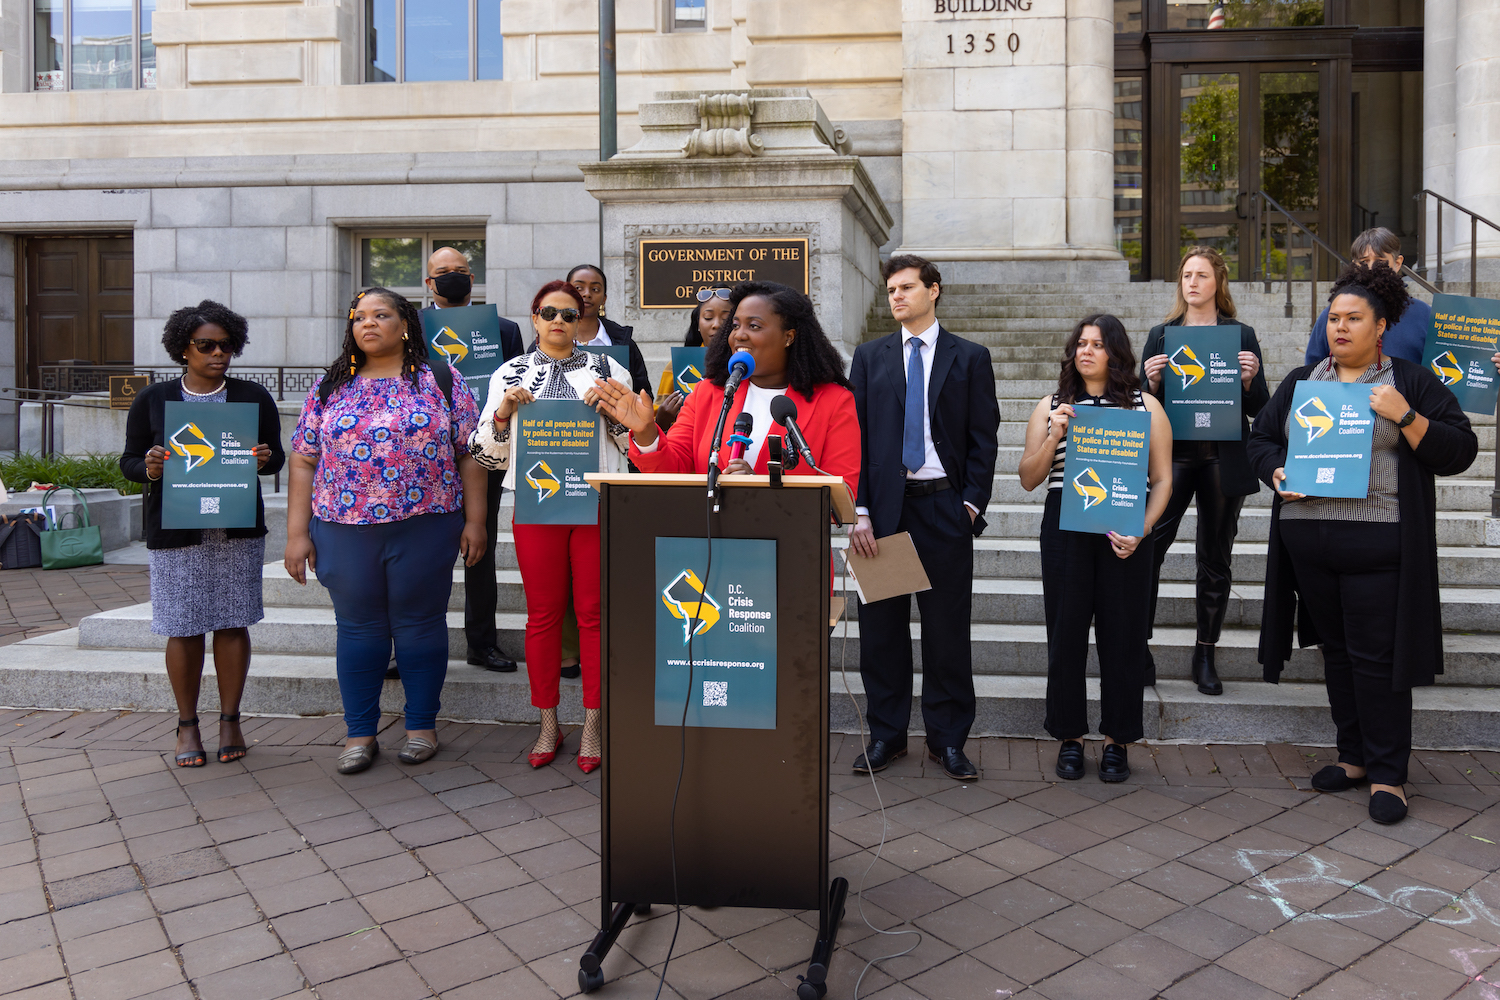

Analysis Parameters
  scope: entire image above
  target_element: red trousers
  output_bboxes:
[512,521,601,710]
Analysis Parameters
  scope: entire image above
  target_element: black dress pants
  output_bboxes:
[1279,519,1410,786]
[857,489,976,750]
[1041,490,1152,743]
[463,469,505,654]
[1147,443,1245,643]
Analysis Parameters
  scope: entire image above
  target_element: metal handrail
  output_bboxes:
[37,365,326,401]
[1417,188,1500,298]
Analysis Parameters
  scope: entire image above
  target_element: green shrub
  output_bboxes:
[1,453,141,496]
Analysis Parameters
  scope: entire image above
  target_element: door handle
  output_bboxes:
[1235,192,1249,220]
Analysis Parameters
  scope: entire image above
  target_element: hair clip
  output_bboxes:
[348,309,355,319]
[349,353,356,376]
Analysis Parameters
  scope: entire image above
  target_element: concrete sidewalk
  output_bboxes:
[1,713,1498,1000]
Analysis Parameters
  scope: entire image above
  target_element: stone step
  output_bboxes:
[7,629,1499,747]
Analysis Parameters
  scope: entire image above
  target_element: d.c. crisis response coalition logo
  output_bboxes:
[661,569,721,643]
[1431,351,1465,386]
[676,363,704,393]
[1072,467,1107,510]
[431,326,470,365]
[1294,396,1335,443]
[169,422,216,472]
[1168,344,1206,389]
[524,460,561,502]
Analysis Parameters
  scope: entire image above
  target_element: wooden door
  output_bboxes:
[23,234,134,390]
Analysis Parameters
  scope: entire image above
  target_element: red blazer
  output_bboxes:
[630,380,861,503]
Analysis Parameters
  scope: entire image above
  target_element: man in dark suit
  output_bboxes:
[423,246,524,673]
[848,255,999,781]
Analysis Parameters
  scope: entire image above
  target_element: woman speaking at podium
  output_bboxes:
[592,282,860,502]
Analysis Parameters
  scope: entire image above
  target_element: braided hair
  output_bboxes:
[317,287,429,404]
[1328,260,1411,332]
[704,282,851,398]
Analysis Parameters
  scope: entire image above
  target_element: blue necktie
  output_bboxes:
[903,338,926,474]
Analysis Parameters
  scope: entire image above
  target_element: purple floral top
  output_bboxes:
[292,366,480,525]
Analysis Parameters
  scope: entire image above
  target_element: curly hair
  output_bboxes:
[1057,313,1142,409]
[317,287,429,404]
[162,300,249,364]
[1328,260,1410,329]
[703,282,851,398]
[531,280,586,315]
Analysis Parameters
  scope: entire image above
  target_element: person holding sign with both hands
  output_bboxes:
[1248,262,1477,825]
[1019,315,1172,782]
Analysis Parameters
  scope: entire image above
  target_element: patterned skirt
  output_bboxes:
[148,530,266,637]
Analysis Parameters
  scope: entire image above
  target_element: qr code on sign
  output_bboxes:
[1194,412,1211,428]
[1316,468,1335,484]
[200,496,221,515]
[703,681,728,707]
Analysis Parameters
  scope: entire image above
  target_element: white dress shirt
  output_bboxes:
[634,382,786,464]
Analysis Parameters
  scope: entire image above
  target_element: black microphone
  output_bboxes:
[770,395,819,470]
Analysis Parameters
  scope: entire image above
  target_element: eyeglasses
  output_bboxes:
[697,287,733,302]
[190,339,232,355]
[536,307,581,323]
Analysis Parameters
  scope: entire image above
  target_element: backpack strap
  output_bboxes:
[428,358,455,409]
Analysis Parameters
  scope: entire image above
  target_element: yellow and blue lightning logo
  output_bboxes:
[524,460,561,502]
[431,326,470,366]
[676,364,705,394]
[1294,396,1335,443]
[661,569,721,644]
[1072,467,1107,511]
[1431,351,1464,386]
[1168,344,1206,390]
[168,422,216,473]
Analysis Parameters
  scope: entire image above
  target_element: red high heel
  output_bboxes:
[528,732,564,769]
[577,753,601,774]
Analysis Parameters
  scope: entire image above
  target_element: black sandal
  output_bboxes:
[175,717,206,768]
[217,712,247,764]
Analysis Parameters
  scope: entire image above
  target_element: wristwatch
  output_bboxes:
[1397,408,1417,428]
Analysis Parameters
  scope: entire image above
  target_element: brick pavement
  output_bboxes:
[0,566,152,647]
[0,713,1498,1000]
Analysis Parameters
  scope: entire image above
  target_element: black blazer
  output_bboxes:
[120,378,287,550]
[850,326,1000,537]
[1140,316,1270,497]
[421,304,524,364]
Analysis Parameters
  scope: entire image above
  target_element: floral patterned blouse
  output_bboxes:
[293,365,480,525]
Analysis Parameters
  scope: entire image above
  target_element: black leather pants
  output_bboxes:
[1147,443,1245,644]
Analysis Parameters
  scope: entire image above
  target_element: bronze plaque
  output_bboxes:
[109,375,148,410]
[638,238,809,308]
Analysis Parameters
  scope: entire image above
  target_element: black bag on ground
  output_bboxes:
[0,513,46,570]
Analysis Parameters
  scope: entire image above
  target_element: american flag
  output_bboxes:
[1207,1,1226,29]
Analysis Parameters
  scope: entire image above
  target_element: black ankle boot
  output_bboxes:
[1191,643,1223,695]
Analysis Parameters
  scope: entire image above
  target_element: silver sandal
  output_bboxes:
[337,742,379,774]
[398,736,438,764]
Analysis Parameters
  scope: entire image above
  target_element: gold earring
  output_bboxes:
[402,330,408,341]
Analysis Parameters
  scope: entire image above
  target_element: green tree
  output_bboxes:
[1181,79,1238,195]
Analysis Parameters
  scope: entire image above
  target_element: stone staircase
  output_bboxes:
[6,280,1500,748]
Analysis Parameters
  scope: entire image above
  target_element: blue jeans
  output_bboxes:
[310,512,462,737]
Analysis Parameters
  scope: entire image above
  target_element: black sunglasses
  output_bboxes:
[696,287,733,302]
[190,338,232,355]
[536,306,580,323]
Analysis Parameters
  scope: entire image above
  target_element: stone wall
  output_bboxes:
[0,233,14,450]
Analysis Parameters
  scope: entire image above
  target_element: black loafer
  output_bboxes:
[1099,743,1131,783]
[853,739,907,773]
[1311,764,1366,792]
[1369,790,1408,825]
[468,647,518,673]
[928,746,978,781]
[1191,644,1223,695]
[1055,740,1085,781]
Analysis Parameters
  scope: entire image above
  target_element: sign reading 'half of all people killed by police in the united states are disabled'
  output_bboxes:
[1283,381,1376,499]
[654,537,778,731]
[1162,326,1242,441]
[1423,293,1500,415]
[161,401,260,529]
[512,400,601,526]
[420,304,505,404]
[637,238,808,308]
[1059,407,1151,537]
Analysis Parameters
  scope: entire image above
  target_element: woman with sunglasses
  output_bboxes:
[658,285,735,431]
[568,264,651,396]
[470,281,631,773]
[121,301,285,767]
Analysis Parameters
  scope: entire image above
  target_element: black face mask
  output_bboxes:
[433,271,473,302]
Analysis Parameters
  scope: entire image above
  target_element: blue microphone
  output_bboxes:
[708,350,759,506]
[723,350,756,396]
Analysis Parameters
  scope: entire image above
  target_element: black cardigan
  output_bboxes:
[1140,316,1271,497]
[120,378,287,550]
[1246,359,1477,690]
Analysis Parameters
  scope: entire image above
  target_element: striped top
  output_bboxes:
[1047,389,1147,491]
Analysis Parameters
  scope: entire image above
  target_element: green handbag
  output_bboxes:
[39,486,104,570]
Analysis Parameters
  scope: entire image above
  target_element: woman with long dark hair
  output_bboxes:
[1018,314,1172,782]
[567,264,651,396]
[1139,246,1270,694]
[656,286,735,431]
[1250,262,1476,824]
[285,287,486,774]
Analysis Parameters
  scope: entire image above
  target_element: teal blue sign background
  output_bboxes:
[512,400,601,525]
[1283,380,1374,498]
[654,536,778,730]
[670,346,708,396]
[1058,406,1151,536]
[1424,293,1500,415]
[161,401,260,529]
[1163,326,1242,440]
[420,304,505,404]
[583,344,631,375]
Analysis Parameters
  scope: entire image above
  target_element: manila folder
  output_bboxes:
[843,532,932,604]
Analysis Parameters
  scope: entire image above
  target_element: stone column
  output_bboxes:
[1453,0,1500,279]
[1422,0,1455,274]
[1065,0,1114,256]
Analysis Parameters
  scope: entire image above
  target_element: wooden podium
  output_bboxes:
[577,473,854,999]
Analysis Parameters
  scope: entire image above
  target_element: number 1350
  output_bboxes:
[948,32,1020,54]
